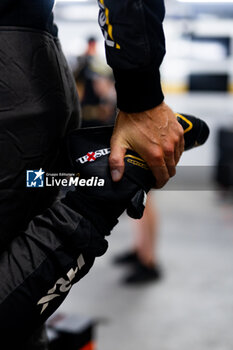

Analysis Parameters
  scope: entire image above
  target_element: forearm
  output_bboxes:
[98,0,166,112]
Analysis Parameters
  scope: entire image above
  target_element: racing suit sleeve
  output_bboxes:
[98,0,166,113]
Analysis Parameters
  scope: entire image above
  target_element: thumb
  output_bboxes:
[109,138,126,182]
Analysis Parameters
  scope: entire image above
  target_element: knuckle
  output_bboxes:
[173,136,180,145]
[179,128,184,137]
[109,154,121,167]
[178,122,184,132]
[176,120,183,131]
[109,153,116,162]
[164,144,174,156]
[152,149,164,162]
[174,123,183,137]
[147,152,163,168]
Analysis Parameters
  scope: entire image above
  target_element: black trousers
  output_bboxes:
[0,27,82,250]
[0,27,107,349]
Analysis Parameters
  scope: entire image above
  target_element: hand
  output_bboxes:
[109,102,184,188]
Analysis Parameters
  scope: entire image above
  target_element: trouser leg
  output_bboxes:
[0,29,82,349]
[0,199,107,348]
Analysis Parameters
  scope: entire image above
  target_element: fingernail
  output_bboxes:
[111,169,121,182]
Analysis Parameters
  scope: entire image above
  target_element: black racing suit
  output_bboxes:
[0,0,166,347]
[97,0,165,112]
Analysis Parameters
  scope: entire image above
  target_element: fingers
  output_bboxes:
[143,130,184,189]
[142,147,170,189]
[109,136,126,182]
[151,163,170,189]
[163,142,176,178]
[144,147,176,189]
[108,105,185,188]
[158,127,184,187]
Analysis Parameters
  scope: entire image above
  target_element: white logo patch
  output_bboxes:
[76,148,110,164]
[37,254,85,314]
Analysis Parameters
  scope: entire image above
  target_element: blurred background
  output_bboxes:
[49,1,233,349]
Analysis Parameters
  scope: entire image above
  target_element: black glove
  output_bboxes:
[64,113,209,236]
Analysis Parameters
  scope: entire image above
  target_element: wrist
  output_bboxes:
[113,66,164,113]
